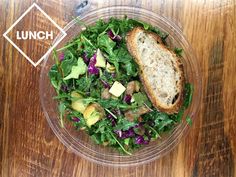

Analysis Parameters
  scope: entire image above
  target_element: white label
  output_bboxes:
[3,3,67,67]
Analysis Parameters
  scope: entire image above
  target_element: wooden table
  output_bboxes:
[1,0,235,176]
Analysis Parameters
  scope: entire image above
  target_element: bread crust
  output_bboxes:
[126,27,185,114]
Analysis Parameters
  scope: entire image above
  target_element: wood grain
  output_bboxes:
[0,0,236,177]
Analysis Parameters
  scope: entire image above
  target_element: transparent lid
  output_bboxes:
[39,5,202,167]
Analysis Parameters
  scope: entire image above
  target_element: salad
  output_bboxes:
[49,16,193,155]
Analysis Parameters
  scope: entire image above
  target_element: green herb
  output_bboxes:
[58,102,66,128]
[64,57,87,80]
[76,75,95,92]
[109,132,132,155]
[49,65,62,92]
[104,108,118,119]
[114,118,136,131]
[186,115,192,126]
[53,48,60,66]
[60,50,77,76]
[145,124,160,139]
[143,111,175,133]
[174,47,183,57]
[124,138,130,146]
[133,92,152,107]
[183,83,194,108]
[97,34,116,55]
[98,99,138,110]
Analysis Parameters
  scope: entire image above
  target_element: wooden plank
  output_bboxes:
[0,0,235,176]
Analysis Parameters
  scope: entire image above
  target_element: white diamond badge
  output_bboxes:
[3,3,67,67]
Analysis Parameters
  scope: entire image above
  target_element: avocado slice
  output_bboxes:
[71,91,88,113]
[106,62,116,73]
[95,49,106,68]
[83,103,105,127]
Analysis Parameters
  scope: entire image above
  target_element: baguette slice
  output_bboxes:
[126,27,184,114]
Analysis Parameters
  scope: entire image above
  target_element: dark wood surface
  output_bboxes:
[1,0,236,176]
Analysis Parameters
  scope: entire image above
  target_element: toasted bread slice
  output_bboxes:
[126,27,184,114]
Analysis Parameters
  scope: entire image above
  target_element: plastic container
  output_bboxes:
[39,6,202,167]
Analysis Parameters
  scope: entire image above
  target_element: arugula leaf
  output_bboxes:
[133,92,152,107]
[67,111,87,129]
[60,50,77,76]
[80,34,96,56]
[97,34,116,55]
[49,65,62,91]
[175,107,184,122]
[143,111,175,132]
[83,19,108,37]
[95,119,108,133]
[186,115,192,126]
[123,62,138,77]
[174,47,183,57]
[76,75,95,92]
[145,125,160,139]
[183,83,194,108]
[97,99,138,110]
[113,48,132,63]
[97,34,123,76]
[124,138,130,146]
[109,132,132,155]
[58,102,66,128]
[114,118,136,131]
[113,47,138,76]
[52,48,60,66]
[126,18,168,39]
[104,108,118,119]
[158,119,174,132]
[64,57,87,80]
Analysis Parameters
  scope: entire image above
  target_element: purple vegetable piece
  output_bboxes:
[134,122,144,128]
[89,53,97,65]
[135,135,144,144]
[100,79,110,88]
[111,120,116,126]
[115,127,137,139]
[107,114,116,126]
[107,114,113,119]
[59,52,64,61]
[124,94,132,104]
[115,35,122,41]
[107,29,115,39]
[111,73,116,78]
[135,135,149,145]
[88,65,99,75]
[107,29,122,42]
[124,128,135,138]
[114,130,122,138]
[72,117,80,122]
[88,53,99,75]
[115,128,135,139]
[82,53,90,64]
[60,84,69,92]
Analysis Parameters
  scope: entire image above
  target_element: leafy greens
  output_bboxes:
[48,16,194,155]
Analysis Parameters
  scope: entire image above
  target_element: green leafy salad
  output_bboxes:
[49,16,193,155]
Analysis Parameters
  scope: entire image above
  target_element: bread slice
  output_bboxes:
[126,27,184,114]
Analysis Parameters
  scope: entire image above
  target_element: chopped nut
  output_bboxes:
[126,81,140,95]
[124,106,150,122]
[101,88,111,99]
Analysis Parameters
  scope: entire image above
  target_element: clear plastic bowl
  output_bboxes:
[39,6,202,167]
